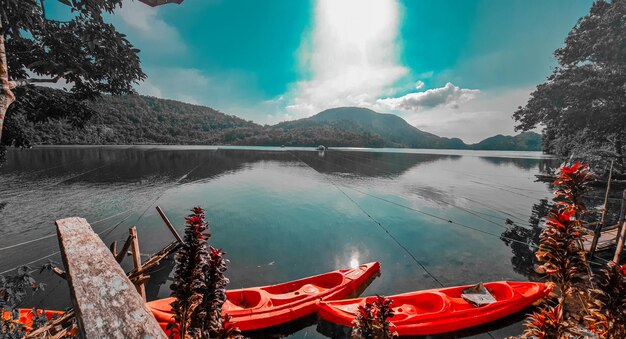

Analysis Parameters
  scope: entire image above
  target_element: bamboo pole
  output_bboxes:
[129,226,146,300]
[156,206,184,243]
[590,161,614,258]
[612,189,626,263]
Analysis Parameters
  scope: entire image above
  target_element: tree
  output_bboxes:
[513,0,626,174]
[0,0,147,145]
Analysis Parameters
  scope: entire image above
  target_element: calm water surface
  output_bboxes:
[0,146,558,338]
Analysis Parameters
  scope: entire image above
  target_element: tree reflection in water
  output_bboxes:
[501,198,552,280]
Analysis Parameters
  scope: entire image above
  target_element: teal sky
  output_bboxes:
[56,0,596,142]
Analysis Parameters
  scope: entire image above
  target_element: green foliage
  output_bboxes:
[278,107,464,149]
[351,295,397,339]
[1,0,144,99]
[2,86,95,147]
[513,0,626,173]
[469,132,542,151]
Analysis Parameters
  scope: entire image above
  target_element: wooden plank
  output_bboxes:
[156,206,184,243]
[584,227,619,252]
[56,217,166,339]
[129,226,146,300]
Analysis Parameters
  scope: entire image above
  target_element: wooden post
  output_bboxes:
[156,206,184,243]
[129,226,146,300]
[55,217,166,338]
[109,240,117,257]
[115,234,134,263]
[590,161,614,259]
[612,189,626,263]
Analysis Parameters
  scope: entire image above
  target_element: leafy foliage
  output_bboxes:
[585,262,626,337]
[169,207,211,338]
[521,303,567,339]
[552,162,593,213]
[1,0,144,99]
[169,207,242,339]
[518,162,594,338]
[351,295,397,339]
[2,86,95,147]
[513,0,626,174]
[0,266,45,338]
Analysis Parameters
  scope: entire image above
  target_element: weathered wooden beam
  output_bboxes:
[156,206,184,243]
[129,226,147,300]
[115,234,134,263]
[128,240,180,283]
[55,217,166,339]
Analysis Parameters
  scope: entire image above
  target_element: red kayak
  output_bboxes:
[317,281,552,336]
[148,262,380,332]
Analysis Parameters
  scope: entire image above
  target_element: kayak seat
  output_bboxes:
[396,292,447,318]
[267,283,326,306]
[225,290,268,310]
[264,272,344,295]
[483,282,514,301]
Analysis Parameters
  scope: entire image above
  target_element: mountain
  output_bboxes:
[275,107,466,149]
[87,95,262,144]
[470,132,542,151]
[5,88,541,151]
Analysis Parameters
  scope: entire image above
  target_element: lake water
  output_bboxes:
[0,146,558,338]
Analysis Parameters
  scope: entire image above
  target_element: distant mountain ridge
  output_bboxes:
[277,107,467,149]
[469,132,542,151]
[13,90,541,151]
[275,107,541,151]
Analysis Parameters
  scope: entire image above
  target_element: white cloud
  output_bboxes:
[285,0,408,118]
[404,87,537,143]
[377,82,480,111]
[134,67,282,123]
[111,0,186,56]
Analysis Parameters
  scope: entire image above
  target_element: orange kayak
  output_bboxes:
[148,262,380,332]
[2,309,64,331]
[317,281,551,336]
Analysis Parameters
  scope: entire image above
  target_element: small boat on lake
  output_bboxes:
[148,262,380,332]
[316,281,551,336]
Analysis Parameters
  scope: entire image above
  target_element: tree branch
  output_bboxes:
[9,76,63,89]
[40,0,46,20]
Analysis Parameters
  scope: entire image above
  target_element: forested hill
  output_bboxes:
[88,95,260,144]
[469,132,542,151]
[276,107,467,149]
[4,89,541,150]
